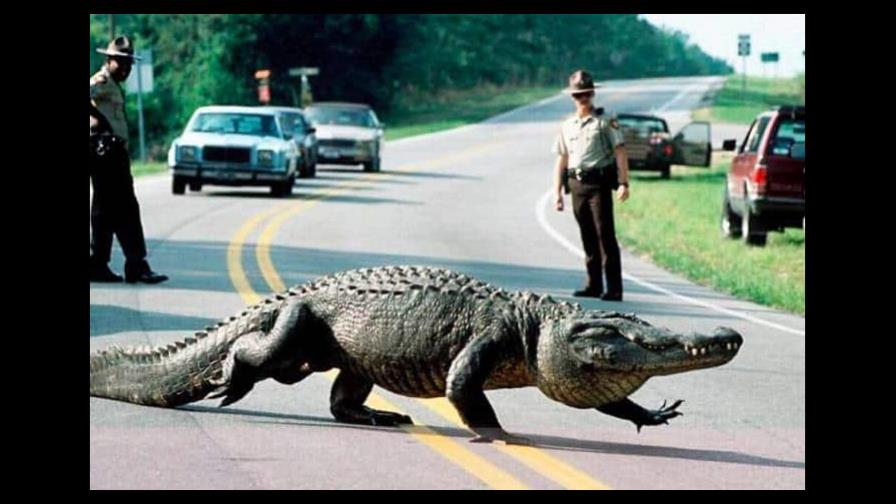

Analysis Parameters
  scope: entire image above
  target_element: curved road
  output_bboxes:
[90,76,804,489]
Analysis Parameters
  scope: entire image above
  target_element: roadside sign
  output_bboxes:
[289,67,319,77]
[125,49,153,93]
[761,52,780,63]
[738,34,751,56]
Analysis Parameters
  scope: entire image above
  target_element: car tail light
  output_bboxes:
[663,144,674,156]
[751,159,768,194]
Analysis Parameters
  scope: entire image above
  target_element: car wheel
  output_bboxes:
[172,176,186,195]
[189,182,202,192]
[742,202,767,246]
[660,163,671,179]
[271,175,295,197]
[720,188,742,239]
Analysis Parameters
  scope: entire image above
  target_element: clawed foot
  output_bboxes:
[207,359,257,407]
[469,429,532,446]
[636,399,684,433]
[369,409,414,427]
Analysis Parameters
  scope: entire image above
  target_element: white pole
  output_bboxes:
[137,57,146,162]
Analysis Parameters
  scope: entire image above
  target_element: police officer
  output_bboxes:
[90,36,167,284]
[552,70,630,301]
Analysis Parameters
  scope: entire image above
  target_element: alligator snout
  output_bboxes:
[680,327,743,357]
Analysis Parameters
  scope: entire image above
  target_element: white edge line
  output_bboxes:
[537,189,804,336]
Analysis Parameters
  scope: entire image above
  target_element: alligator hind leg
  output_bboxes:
[330,370,413,427]
[209,299,312,406]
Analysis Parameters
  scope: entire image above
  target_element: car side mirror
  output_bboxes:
[722,139,737,151]
[307,127,316,134]
[283,133,294,141]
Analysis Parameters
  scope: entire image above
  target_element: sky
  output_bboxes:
[639,14,805,77]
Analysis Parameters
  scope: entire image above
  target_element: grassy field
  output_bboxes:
[615,154,804,315]
[382,85,558,141]
[130,161,168,178]
[692,74,804,124]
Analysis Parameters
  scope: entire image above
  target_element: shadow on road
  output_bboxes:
[181,404,803,470]
[90,304,214,338]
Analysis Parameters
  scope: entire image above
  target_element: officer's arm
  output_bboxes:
[90,100,113,134]
[554,154,568,196]
[615,146,630,186]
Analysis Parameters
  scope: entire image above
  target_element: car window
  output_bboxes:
[617,117,667,137]
[305,107,375,128]
[279,113,306,135]
[769,119,806,159]
[745,117,770,153]
[191,113,279,137]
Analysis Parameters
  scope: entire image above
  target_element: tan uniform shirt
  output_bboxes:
[552,108,624,170]
[90,65,129,146]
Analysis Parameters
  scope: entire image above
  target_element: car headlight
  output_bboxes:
[258,150,275,166]
[179,146,197,162]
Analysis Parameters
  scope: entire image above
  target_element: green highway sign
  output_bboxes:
[761,52,780,63]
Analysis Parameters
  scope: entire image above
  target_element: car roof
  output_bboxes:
[305,102,372,110]
[262,106,305,114]
[616,113,666,121]
[194,105,278,116]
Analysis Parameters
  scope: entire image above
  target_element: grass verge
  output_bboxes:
[615,153,804,315]
[692,74,804,124]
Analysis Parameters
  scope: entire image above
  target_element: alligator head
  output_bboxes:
[535,310,743,407]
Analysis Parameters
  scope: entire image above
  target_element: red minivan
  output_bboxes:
[720,106,805,246]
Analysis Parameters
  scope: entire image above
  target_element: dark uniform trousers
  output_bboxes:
[89,135,148,273]
[569,177,622,294]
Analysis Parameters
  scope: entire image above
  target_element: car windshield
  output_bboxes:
[305,107,374,128]
[617,117,667,137]
[190,113,280,137]
[770,119,805,160]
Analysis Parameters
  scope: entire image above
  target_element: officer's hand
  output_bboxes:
[555,193,564,212]
[617,185,630,202]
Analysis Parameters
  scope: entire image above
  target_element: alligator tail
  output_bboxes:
[89,327,237,407]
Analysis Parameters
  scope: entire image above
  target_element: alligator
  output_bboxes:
[90,266,743,444]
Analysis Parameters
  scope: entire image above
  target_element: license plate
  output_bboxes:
[320,148,338,158]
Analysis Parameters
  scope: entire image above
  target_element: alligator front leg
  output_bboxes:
[596,398,684,432]
[330,370,413,426]
[209,299,311,406]
[446,336,531,445]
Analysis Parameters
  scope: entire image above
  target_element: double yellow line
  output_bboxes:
[225,144,610,490]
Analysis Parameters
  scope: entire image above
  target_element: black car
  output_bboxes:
[617,113,712,178]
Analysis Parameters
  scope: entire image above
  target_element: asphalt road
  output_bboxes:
[90,76,804,489]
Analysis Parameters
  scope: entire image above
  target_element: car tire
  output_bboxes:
[172,176,186,195]
[721,188,742,239]
[271,175,295,197]
[742,202,768,246]
[660,163,671,179]
[189,182,202,192]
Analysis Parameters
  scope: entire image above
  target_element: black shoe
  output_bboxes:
[573,288,603,298]
[600,292,623,302]
[125,269,168,284]
[89,265,123,283]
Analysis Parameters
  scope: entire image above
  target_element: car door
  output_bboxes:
[671,121,712,167]
[731,116,771,201]
[764,116,805,201]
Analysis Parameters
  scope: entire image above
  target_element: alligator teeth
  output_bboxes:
[700,347,707,355]
[733,343,739,350]
[691,348,699,356]
[727,343,733,350]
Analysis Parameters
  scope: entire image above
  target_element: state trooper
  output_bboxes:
[90,36,167,284]
[552,70,630,301]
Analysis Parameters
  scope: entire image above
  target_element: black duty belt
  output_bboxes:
[567,164,610,184]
